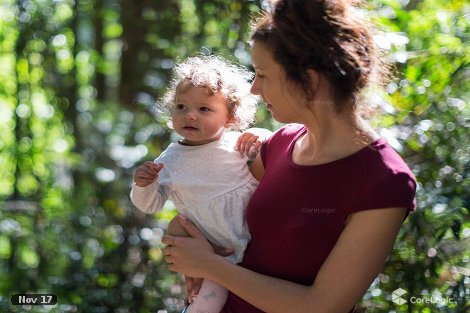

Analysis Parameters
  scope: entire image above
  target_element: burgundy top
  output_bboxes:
[221,124,416,313]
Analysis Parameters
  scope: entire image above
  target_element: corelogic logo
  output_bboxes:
[391,288,455,305]
[392,288,408,305]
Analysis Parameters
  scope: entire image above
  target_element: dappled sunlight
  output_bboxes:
[0,0,468,312]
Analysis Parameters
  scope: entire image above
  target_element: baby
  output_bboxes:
[130,55,270,313]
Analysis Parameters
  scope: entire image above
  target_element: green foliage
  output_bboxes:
[0,0,468,312]
[361,1,470,312]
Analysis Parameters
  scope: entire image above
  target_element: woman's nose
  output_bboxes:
[250,77,262,96]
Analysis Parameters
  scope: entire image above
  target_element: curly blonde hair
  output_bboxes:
[157,55,259,131]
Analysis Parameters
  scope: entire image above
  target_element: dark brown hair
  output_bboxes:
[251,0,388,113]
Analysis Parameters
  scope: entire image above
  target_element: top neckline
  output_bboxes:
[287,126,386,169]
[170,131,239,150]
[171,138,222,150]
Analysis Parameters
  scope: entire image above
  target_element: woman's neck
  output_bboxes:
[293,109,379,166]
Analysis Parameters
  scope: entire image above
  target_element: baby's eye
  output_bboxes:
[175,104,185,110]
[200,107,210,112]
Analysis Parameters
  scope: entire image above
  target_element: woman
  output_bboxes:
[162,1,416,312]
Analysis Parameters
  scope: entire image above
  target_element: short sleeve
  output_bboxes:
[350,171,417,214]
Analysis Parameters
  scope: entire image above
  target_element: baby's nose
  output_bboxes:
[184,110,197,120]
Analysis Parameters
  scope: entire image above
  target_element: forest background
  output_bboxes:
[0,0,468,312]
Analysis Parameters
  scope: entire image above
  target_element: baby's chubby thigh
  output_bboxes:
[167,215,190,237]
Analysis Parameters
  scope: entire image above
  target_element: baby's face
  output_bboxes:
[172,86,231,146]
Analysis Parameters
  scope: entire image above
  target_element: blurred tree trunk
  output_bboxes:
[13,1,28,201]
[60,0,84,199]
[120,1,145,106]
[94,0,106,101]
[119,0,181,106]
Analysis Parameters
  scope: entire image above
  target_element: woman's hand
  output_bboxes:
[184,242,233,299]
[162,216,232,278]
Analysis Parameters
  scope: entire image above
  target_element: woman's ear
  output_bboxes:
[307,69,320,86]
[305,69,332,106]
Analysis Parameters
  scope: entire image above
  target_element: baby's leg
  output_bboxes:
[167,215,189,237]
[186,279,228,313]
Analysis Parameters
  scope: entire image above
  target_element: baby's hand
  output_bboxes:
[133,162,164,187]
[235,132,263,160]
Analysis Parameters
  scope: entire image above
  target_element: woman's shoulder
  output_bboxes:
[260,124,305,164]
[265,123,305,145]
[273,123,305,137]
[350,138,417,212]
[366,138,415,179]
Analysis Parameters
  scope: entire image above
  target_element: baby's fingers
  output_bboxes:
[234,134,245,151]
[135,170,157,181]
[236,133,259,154]
[243,136,260,155]
[143,162,164,174]
[251,140,262,154]
[134,162,163,183]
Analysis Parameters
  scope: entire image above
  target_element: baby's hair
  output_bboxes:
[157,55,258,131]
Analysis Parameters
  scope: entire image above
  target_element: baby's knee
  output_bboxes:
[167,215,189,237]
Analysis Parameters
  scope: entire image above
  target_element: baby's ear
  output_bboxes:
[225,114,236,129]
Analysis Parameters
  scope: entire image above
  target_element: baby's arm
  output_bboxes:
[130,161,170,213]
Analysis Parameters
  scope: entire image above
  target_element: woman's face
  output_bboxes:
[250,41,305,123]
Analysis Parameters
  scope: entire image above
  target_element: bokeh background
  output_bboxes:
[0,0,468,312]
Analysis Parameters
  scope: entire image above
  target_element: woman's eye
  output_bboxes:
[256,73,265,79]
[200,107,210,112]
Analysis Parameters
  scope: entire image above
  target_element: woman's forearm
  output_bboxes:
[164,215,358,312]
[205,208,408,313]
[163,212,401,313]
[206,255,318,313]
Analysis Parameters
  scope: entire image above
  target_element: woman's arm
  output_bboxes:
[248,151,264,181]
[163,207,407,313]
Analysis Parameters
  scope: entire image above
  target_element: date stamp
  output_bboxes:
[11,294,57,305]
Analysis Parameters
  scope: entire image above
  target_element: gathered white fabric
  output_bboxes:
[130,131,258,263]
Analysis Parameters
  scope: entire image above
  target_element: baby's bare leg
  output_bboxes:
[167,215,190,237]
